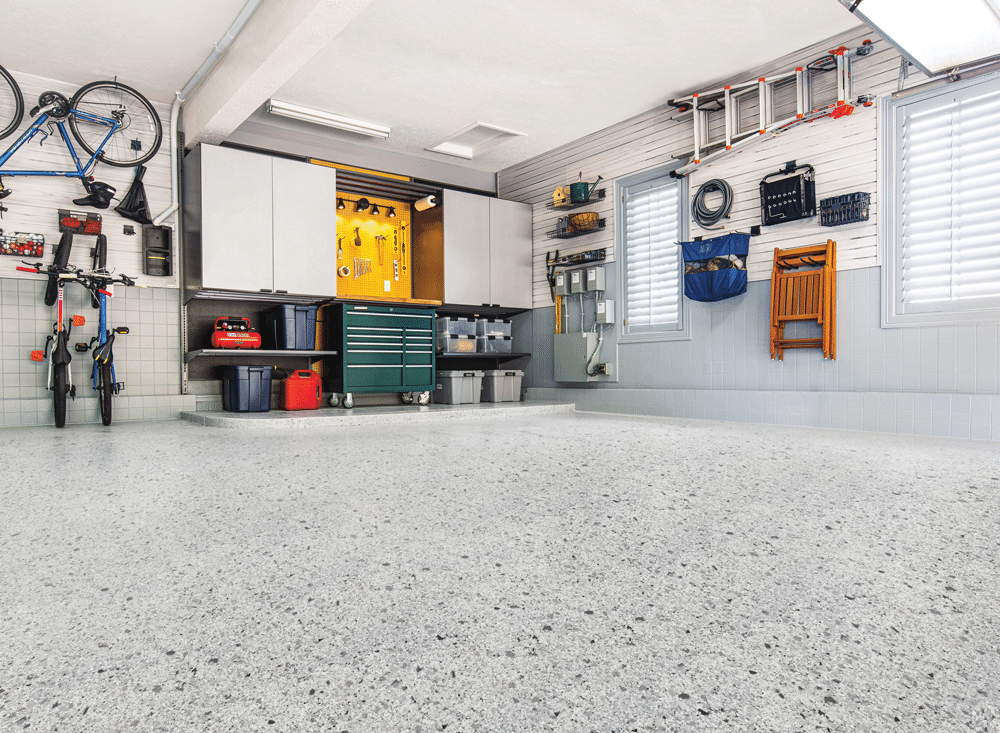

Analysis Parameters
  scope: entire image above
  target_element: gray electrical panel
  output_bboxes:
[569,269,585,294]
[596,298,615,324]
[586,266,606,291]
[554,271,569,296]
[554,332,600,382]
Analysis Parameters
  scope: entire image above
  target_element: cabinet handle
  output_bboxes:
[259,289,272,293]
[276,290,288,293]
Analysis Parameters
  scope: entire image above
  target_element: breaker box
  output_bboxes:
[554,332,601,382]
[569,269,585,294]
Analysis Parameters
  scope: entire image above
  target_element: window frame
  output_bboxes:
[616,166,690,343]
[880,71,1000,328]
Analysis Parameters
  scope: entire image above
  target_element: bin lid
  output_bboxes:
[436,370,485,377]
[484,369,524,376]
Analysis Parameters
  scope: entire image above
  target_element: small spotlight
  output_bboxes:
[355,197,370,213]
[371,203,380,216]
[387,207,396,218]
[337,198,345,210]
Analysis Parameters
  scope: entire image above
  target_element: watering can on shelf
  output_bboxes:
[569,173,603,203]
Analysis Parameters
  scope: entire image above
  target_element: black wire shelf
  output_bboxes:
[545,219,606,239]
[545,189,606,211]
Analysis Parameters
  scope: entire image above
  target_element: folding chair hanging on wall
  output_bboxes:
[769,239,837,360]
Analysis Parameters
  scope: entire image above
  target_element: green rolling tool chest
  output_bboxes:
[325,302,436,408]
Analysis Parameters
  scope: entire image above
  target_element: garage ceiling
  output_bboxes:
[2,0,862,173]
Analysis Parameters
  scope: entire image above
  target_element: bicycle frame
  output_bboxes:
[91,285,119,392]
[0,109,120,180]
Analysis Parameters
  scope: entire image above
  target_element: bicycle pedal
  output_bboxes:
[29,350,44,362]
[75,342,90,353]
[69,385,76,399]
[114,382,125,395]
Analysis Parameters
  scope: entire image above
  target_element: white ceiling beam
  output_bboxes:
[183,0,375,148]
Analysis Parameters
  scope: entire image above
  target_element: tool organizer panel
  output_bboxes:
[325,303,436,395]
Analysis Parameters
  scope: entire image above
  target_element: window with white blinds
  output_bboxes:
[622,177,683,335]
[884,74,1000,326]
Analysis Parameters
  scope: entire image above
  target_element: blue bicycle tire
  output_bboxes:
[0,64,23,140]
[68,80,162,167]
[97,361,113,426]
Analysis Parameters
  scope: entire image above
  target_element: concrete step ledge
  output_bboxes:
[180,400,575,429]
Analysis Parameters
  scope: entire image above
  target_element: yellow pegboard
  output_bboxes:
[337,195,411,300]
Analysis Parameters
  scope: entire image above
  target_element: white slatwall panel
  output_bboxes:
[500,29,927,309]
[0,69,175,288]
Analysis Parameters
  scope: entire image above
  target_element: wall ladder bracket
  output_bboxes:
[669,41,874,177]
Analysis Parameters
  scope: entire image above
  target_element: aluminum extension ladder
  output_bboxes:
[670,41,875,177]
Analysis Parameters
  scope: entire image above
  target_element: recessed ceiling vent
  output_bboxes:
[426,122,525,159]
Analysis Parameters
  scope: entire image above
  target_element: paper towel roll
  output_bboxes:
[414,194,438,211]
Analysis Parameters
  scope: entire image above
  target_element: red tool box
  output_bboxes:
[281,370,322,410]
[210,316,262,349]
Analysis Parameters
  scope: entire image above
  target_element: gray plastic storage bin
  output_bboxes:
[475,318,512,337]
[433,370,484,404]
[437,333,477,353]
[436,316,477,336]
[477,335,512,353]
[482,369,523,402]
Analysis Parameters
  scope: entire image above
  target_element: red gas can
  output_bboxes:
[281,370,322,410]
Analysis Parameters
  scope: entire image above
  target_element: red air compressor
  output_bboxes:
[210,316,262,349]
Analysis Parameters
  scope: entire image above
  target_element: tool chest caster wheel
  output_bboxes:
[417,391,430,405]
[342,393,354,409]
[329,394,340,408]
[400,392,414,404]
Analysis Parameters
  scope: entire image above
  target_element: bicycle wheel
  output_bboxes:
[97,362,113,426]
[53,363,68,428]
[68,81,162,167]
[0,64,23,140]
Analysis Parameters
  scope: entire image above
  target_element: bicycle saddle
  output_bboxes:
[93,337,114,366]
[73,180,116,209]
[30,91,70,120]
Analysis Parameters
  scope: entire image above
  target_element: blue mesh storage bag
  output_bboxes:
[682,233,750,303]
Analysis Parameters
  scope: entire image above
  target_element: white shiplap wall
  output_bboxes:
[499,29,926,309]
[0,69,175,287]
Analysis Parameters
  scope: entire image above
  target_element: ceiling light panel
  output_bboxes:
[267,99,390,138]
[842,0,1000,75]
[426,122,525,159]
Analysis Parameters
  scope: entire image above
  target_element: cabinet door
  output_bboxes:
[200,145,274,293]
[489,198,533,309]
[272,158,338,297]
[443,189,491,306]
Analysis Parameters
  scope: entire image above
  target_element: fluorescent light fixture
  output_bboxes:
[840,0,1000,76]
[267,99,390,139]
[426,122,524,160]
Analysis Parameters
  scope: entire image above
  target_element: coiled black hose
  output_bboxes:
[692,178,734,228]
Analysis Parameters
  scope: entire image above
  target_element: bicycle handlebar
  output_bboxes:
[18,261,82,278]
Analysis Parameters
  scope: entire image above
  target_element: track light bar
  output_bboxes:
[267,99,390,139]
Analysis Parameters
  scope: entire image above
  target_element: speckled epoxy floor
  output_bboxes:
[2,413,999,732]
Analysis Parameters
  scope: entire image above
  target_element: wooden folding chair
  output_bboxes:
[769,239,837,360]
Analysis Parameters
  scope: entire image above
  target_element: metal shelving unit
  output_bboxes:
[185,349,337,364]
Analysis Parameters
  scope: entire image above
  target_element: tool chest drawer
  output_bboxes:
[325,303,436,396]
